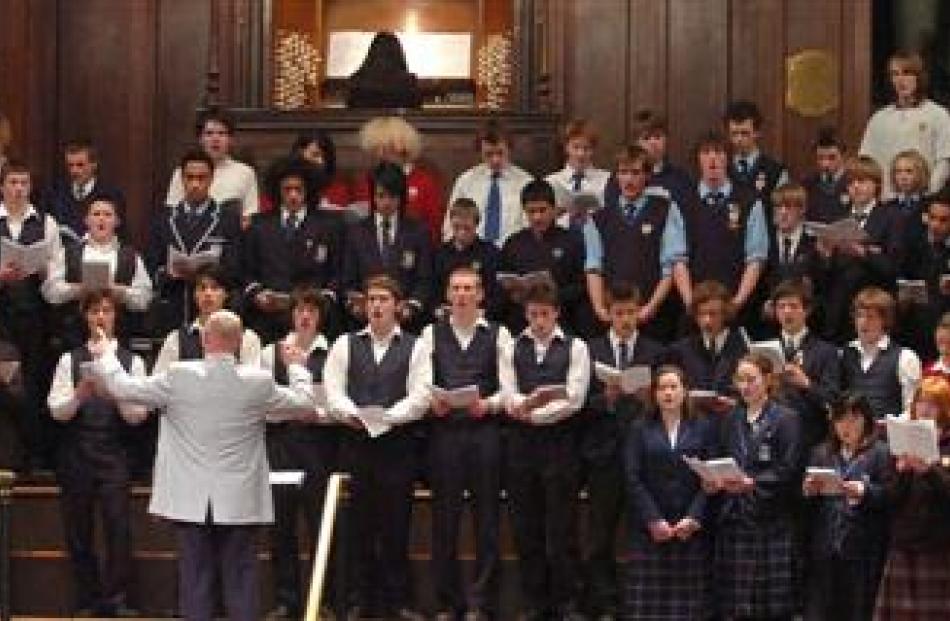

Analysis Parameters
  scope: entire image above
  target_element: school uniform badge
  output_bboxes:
[471,260,481,271]
[840,193,850,205]
[728,203,741,229]
[641,222,653,236]
[402,250,415,269]
[408,186,419,199]
[315,244,327,263]
[552,246,564,259]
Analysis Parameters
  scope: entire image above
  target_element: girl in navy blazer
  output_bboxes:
[623,365,716,620]
[802,393,890,621]
[709,353,803,621]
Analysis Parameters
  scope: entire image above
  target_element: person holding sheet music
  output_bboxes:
[899,189,950,359]
[585,145,689,343]
[801,393,890,621]
[323,275,431,621]
[499,278,590,621]
[623,365,716,621]
[769,278,841,452]
[841,287,920,420]
[499,179,586,335]
[815,156,904,344]
[341,161,433,334]
[420,266,511,621]
[874,376,950,619]
[152,265,261,373]
[47,288,147,617]
[581,281,665,619]
[243,156,344,343]
[147,148,243,335]
[706,353,803,621]
[0,160,62,470]
[260,286,337,621]
[43,197,152,350]
[671,281,746,415]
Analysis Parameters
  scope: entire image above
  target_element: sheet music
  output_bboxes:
[886,417,940,464]
[593,362,651,394]
[81,259,112,288]
[0,237,51,275]
[356,405,392,438]
[806,467,845,496]
[431,384,480,408]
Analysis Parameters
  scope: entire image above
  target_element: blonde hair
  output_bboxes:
[888,51,928,100]
[771,182,808,210]
[891,149,930,193]
[845,155,883,188]
[359,116,422,161]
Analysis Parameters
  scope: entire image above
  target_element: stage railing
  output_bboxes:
[303,472,349,621]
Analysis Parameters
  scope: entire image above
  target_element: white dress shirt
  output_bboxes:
[0,203,63,269]
[42,237,153,311]
[152,323,262,374]
[499,325,591,425]
[47,339,148,424]
[444,163,532,245]
[848,335,921,414]
[546,165,612,203]
[92,350,316,523]
[418,317,512,412]
[323,325,432,425]
[165,156,259,216]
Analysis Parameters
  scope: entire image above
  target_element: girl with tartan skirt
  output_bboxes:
[802,393,891,621]
[707,353,804,621]
[874,376,950,620]
[622,365,717,620]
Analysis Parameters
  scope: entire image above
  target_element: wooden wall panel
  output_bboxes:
[729,0,786,157]
[563,0,630,161]
[627,0,668,131]
[840,0,873,157]
[667,0,729,168]
[57,0,158,245]
[784,0,844,178]
[0,0,58,185]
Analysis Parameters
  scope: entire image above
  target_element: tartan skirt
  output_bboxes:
[874,548,950,620]
[714,519,798,618]
[622,536,711,621]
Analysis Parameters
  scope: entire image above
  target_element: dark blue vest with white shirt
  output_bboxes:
[69,345,135,434]
[432,320,499,421]
[841,344,902,419]
[0,213,47,312]
[346,331,415,408]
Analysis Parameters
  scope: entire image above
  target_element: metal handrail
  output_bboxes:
[303,472,349,621]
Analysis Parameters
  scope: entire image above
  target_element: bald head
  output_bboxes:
[201,309,243,355]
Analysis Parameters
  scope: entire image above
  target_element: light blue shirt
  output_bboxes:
[697,180,769,263]
[584,187,688,277]
[733,149,790,187]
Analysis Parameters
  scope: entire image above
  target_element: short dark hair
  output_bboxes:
[814,125,846,151]
[523,276,559,308]
[370,161,407,210]
[291,130,338,177]
[179,147,215,172]
[693,131,729,162]
[290,285,326,318]
[690,280,735,320]
[0,159,29,184]
[520,178,556,207]
[475,119,511,149]
[632,109,669,137]
[80,287,121,314]
[724,100,763,128]
[193,264,228,289]
[826,392,877,452]
[605,281,642,306]
[64,140,98,163]
[772,277,814,309]
[195,107,235,136]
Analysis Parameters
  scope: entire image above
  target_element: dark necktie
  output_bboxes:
[707,191,725,205]
[380,216,394,265]
[618,341,629,370]
[624,200,639,224]
[821,173,833,189]
[284,212,299,240]
[782,337,797,363]
[782,236,793,265]
[852,210,868,227]
[737,159,749,178]
[572,172,584,192]
[484,171,502,244]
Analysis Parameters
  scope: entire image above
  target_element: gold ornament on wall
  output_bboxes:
[273,29,320,110]
[786,49,838,118]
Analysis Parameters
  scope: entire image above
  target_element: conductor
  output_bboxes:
[88,309,319,621]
